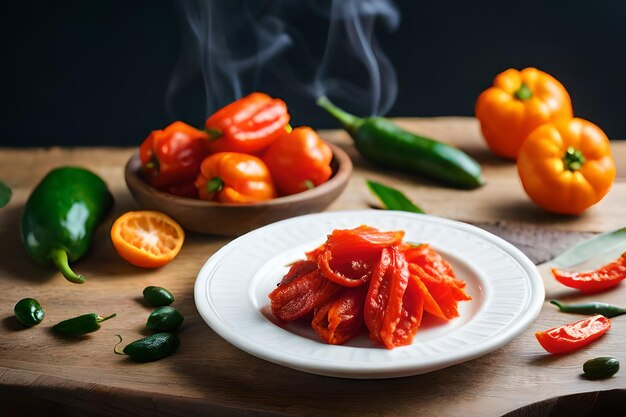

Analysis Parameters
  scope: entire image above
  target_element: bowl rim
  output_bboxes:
[125,142,353,208]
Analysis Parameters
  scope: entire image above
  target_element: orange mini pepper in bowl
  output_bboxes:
[475,67,573,159]
[263,126,333,196]
[517,118,615,215]
[194,152,277,204]
[205,92,290,154]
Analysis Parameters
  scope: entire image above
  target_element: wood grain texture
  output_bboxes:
[1,117,625,417]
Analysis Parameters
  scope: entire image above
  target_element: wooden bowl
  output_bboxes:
[124,144,352,236]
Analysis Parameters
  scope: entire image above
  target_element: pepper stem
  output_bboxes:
[316,96,364,136]
[563,146,586,171]
[113,334,126,355]
[49,249,85,284]
[550,300,563,310]
[513,83,533,101]
[205,128,222,141]
[144,155,160,177]
[206,177,224,193]
[97,313,117,323]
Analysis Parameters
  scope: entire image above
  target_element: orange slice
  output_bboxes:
[110,211,184,268]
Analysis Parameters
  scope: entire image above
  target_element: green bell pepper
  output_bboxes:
[20,167,114,283]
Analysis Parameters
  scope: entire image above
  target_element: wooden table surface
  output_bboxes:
[1,117,625,417]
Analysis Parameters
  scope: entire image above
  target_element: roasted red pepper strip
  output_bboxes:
[410,273,447,321]
[389,272,424,348]
[268,270,340,322]
[535,315,611,354]
[317,226,404,287]
[378,248,410,347]
[312,286,367,345]
[365,247,424,349]
[281,260,318,286]
[551,253,626,293]
[205,92,290,154]
[364,247,392,342]
[408,263,467,320]
[139,121,210,189]
[405,244,470,319]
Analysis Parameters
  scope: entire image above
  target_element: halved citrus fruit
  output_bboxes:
[111,211,184,268]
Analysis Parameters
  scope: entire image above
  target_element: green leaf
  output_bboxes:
[0,181,11,208]
[550,227,626,269]
[366,180,424,214]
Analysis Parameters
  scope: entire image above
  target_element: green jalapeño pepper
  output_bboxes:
[14,298,45,327]
[317,96,484,189]
[583,357,620,379]
[52,313,116,336]
[550,300,626,318]
[146,306,184,332]
[143,286,175,307]
[20,167,114,284]
[115,333,180,362]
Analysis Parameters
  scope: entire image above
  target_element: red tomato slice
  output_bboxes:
[269,270,340,322]
[551,253,626,293]
[311,286,367,345]
[535,315,611,354]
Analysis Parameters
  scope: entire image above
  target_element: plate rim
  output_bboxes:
[194,210,544,379]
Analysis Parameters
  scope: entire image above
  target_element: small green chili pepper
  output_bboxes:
[14,298,45,327]
[146,306,184,332]
[317,96,484,189]
[143,286,175,307]
[550,300,626,318]
[52,313,116,336]
[583,357,620,379]
[115,333,180,362]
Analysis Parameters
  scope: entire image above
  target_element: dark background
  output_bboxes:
[2,0,625,147]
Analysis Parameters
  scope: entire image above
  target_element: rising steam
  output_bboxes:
[166,0,400,121]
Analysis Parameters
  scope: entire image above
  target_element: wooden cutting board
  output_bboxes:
[1,117,625,417]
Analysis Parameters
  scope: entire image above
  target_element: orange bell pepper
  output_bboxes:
[517,118,615,215]
[205,92,290,154]
[194,152,277,203]
[262,126,333,196]
[475,67,573,159]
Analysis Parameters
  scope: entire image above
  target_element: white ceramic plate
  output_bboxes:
[194,211,544,379]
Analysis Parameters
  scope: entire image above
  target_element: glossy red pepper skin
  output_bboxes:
[267,226,471,349]
[268,270,340,322]
[364,247,424,349]
[405,244,470,319]
[552,253,626,293]
[205,92,290,154]
[262,126,333,196]
[312,286,367,345]
[139,121,210,189]
[316,226,404,287]
[535,315,611,354]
